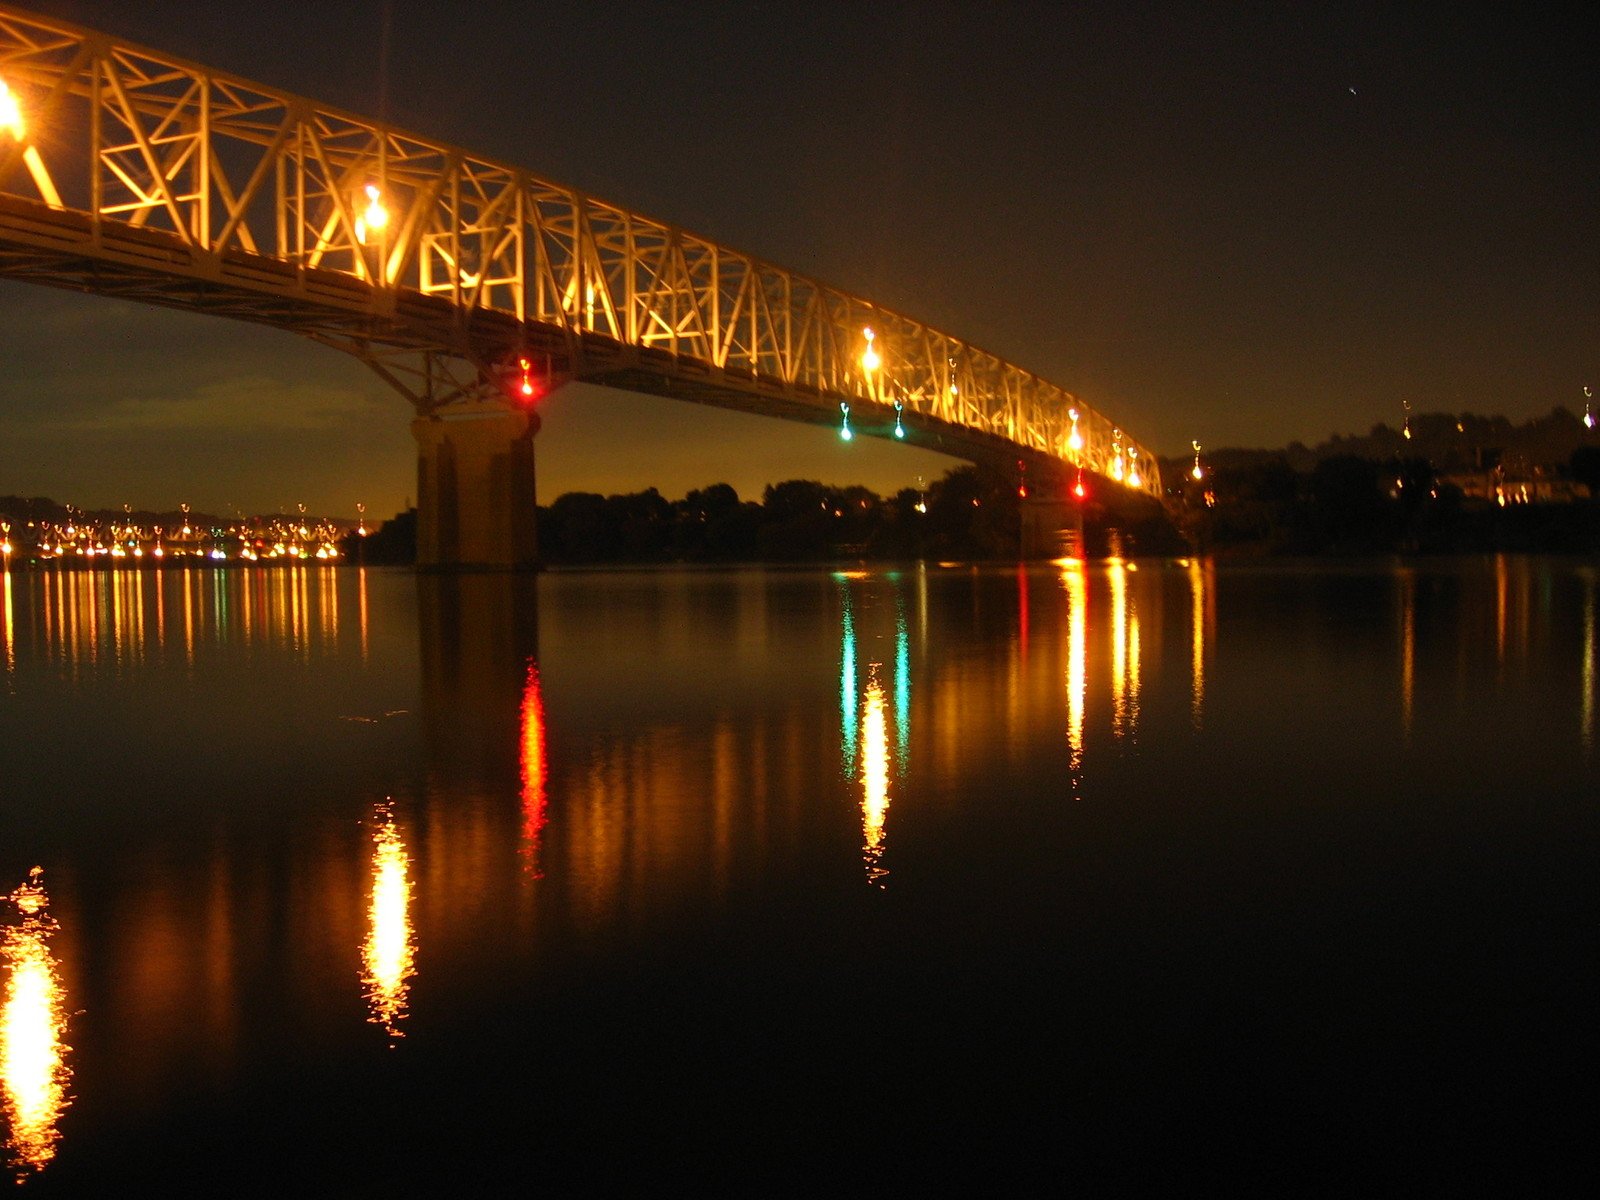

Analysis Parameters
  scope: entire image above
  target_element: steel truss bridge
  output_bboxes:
[0,3,1161,564]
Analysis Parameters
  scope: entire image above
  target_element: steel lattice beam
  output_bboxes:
[0,2,1162,496]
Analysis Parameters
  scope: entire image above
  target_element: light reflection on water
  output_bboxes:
[1400,569,1416,742]
[838,578,858,774]
[520,662,549,876]
[2,569,13,676]
[1188,556,1210,730]
[838,575,914,885]
[11,565,347,672]
[860,669,890,886]
[1584,576,1596,755]
[361,804,415,1040]
[1,869,71,1177]
[0,559,1594,1184]
[1063,561,1087,798]
[1109,560,1131,738]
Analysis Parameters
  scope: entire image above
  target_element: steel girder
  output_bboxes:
[0,2,1162,497]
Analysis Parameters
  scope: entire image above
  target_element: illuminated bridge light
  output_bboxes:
[839,401,853,442]
[860,326,881,374]
[1067,407,1084,454]
[354,183,389,246]
[2,868,72,1178]
[0,76,22,140]
[0,73,60,209]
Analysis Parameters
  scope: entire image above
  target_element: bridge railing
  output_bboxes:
[0,3,1161,497]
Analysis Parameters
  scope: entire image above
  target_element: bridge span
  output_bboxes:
[0,3,1162,567]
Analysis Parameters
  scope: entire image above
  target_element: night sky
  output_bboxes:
[0,0,1592,519]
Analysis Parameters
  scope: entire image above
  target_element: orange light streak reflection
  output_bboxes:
[1063,562,1086,799]
[1188,557,1207,730]
[1,869,72,1178]
[1495,554,1507,665]
[358,567,369,663]
[1584,578,1595,755]
[520,661,549,876]
[2,568,12,675]
[361,805,416,1040]
[1400,571,1416,743]
[1109,560,1138,738]
[861,670,890,886]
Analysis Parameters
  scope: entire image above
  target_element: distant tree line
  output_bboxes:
[347,466,1139,566]
[1167,451,1600,555]
[1205,406,1600,477]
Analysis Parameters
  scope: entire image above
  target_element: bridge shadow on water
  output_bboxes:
[416,573,541,794]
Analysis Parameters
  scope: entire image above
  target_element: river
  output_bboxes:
[0,558,1591,1189]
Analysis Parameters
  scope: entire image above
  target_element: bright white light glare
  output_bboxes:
[363,184,388,230]
[0,77,23,140]
[861,327,881,373]
[354,184,389,245]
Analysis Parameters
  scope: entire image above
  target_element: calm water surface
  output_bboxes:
[0,559,1592,1190]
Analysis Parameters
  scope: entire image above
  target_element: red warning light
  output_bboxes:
[1018,485,1028,498]
[508,354,543,404]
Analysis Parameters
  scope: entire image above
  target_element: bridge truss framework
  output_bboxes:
[0,1,1162,520]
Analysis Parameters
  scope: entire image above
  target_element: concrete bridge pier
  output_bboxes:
[411,401,540,571]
